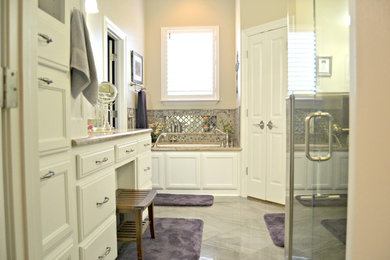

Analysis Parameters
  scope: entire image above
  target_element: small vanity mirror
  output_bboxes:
[94,82,118,132]
[98,81,118,104]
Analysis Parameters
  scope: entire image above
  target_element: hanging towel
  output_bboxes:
[136,90,148,128]
[70,9,98,105]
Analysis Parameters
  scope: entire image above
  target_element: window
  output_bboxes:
[161,27,219,101]
[288,32,317,94]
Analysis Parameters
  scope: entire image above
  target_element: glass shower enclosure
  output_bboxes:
[286,0,350,259]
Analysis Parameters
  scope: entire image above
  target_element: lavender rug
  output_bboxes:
[264,213,285,247]
[154,193,214,207]
[321,218,347,244]
[118,218,204,260]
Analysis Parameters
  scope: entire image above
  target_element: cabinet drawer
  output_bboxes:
[77,172,116,239]
[137,152,152,189]
[40,161,72,253]
[37,9,69,69]
[79,216,117,260]
[137,138,152,154]
[115,142,137,162]
[77,148,114,178]
[38,65,70,154]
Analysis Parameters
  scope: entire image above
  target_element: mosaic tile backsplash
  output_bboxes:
[147,108,240,146]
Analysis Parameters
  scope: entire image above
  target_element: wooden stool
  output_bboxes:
[116,189,157,260]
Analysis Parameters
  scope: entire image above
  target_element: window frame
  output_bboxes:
[160,26,220,102]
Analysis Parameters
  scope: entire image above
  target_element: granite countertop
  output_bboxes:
[152,145,242,152]
[293,144,349,152]
[72,128,152,147]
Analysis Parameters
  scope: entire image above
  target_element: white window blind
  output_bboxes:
[288,32,317,94]
[161,27,219,101]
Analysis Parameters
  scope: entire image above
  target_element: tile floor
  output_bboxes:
[154,196,285,260]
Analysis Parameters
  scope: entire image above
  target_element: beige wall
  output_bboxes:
[145,0,237,110]
[347,0,390,259]
[316,0,349,93]
[85,0,145,121]
[240,0,287,30]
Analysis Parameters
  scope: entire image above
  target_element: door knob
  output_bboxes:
[253,120,265,130]
[267,121,274,130]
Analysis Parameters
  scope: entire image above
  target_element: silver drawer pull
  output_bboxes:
[38,33,53,44]
[95,157,109,165]
[98,247,111,259]
[144,143,150,147]
[125,149,135,153]
[38,77,53,85]
[40,171,55,181]
[144,166,151,172]
[96,197,110,207]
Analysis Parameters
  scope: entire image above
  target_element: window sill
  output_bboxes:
[161,99,220,106]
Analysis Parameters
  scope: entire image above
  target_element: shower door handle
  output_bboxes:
[305,112,334,162]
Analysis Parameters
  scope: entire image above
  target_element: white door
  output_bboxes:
[247,26,287,204]
[0,1,8,256]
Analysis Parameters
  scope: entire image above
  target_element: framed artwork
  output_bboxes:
[131,51,143,85]
[317,56,332,77]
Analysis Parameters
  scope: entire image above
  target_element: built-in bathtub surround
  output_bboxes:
[147,108,240,146]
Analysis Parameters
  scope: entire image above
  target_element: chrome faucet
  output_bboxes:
[155,133,167,147]
[215,128,228,147]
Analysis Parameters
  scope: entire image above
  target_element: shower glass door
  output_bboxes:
[286,0,350,259]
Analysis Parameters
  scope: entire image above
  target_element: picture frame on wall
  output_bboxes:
[131,50,143,85]
[317,56,332,77]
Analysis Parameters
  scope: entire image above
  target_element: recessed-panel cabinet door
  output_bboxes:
[40,161,72,253]
[38,65,70,154]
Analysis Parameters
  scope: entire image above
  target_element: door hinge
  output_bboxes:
[246,109,249,117]
[246,167,248,175]
[2,67,18,108]
[246,50,248,58]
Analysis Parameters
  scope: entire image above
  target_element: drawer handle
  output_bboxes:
[98,247,111,259]
[125,148,135,153]
[95,157,109,165]
[144,166,151,172]
[40,171,55,181]
[38,33,53,44]
[144,143,150,147]
[96,197,110,207]
[38,77,53,85]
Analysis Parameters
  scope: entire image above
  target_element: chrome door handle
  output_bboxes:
[38,33,53,44]
[144,166,151,172]
[305,111,334,162]
[267,121,274,130]
[125,149,135,153]
[96,197,110,207]
[98,247,111,259]
[40,171,55,181]
[144,143,150,147]
[253,121,265,129]
[38,77,53,85]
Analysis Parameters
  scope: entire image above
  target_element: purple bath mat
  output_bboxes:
[154,193,214,207]
[118,218,203,260]
[264,213,285,247]
[321,218,347,244]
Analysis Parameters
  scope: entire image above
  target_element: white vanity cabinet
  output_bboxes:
[152,151,240,195]
[293,151,349,191]
[72,131,152,260]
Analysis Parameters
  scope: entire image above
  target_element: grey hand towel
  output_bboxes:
[136,90,148,128]
[70,9,98,105]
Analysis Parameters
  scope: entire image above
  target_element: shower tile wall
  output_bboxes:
[147,108,240,146]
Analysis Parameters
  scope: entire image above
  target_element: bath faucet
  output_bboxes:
[215,128,228,147]
[155,133,167,147]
